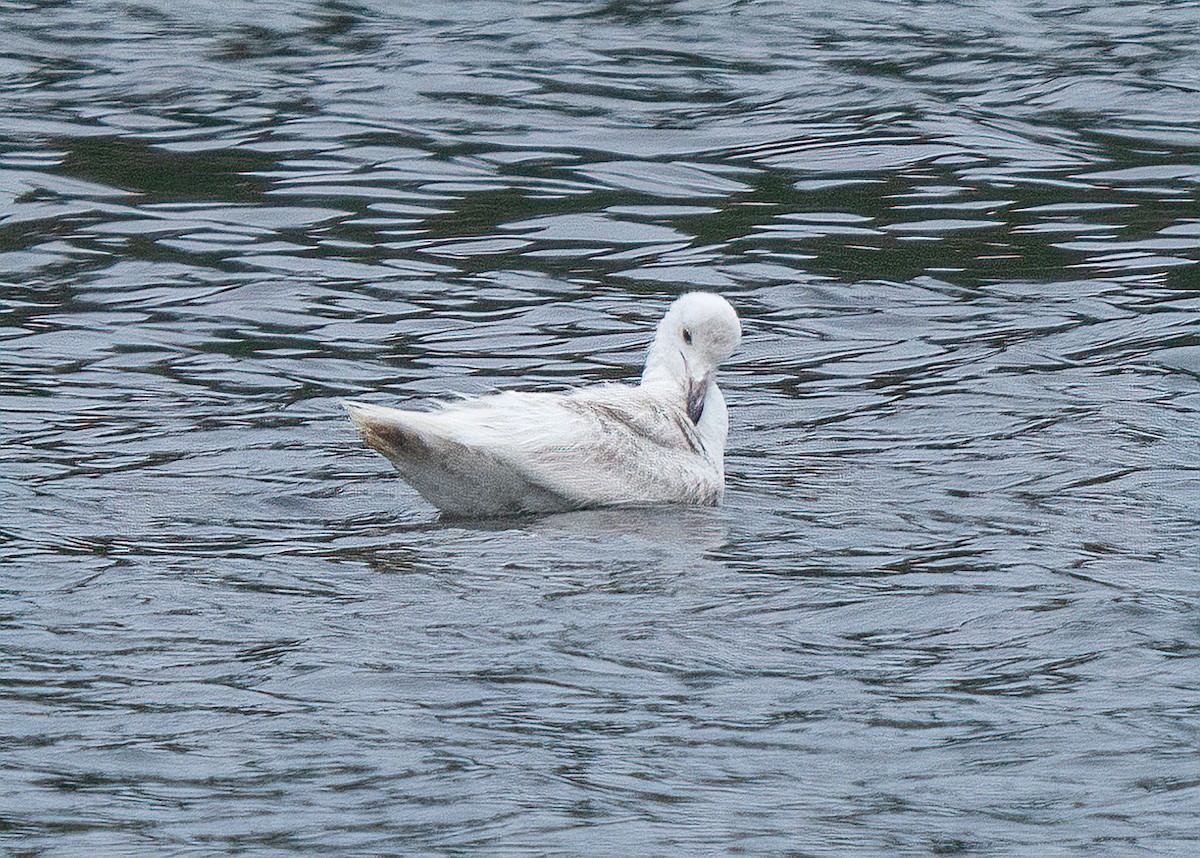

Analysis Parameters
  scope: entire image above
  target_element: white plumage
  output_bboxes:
[343,292,741,517]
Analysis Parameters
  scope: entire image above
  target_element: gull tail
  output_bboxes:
[341,400,570,516]
[343,399,446,468]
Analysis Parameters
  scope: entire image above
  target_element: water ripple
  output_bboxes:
[2,0,1199,854]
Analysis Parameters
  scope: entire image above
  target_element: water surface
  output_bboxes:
[2,0,1199,854]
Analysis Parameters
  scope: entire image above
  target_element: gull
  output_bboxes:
[343,292,741,517]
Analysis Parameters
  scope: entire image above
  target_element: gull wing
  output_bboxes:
[344,386,720,516]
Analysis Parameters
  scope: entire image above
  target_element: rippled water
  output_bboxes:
[3,0,1199,854]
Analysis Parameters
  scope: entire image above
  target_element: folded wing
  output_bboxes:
[343,386,720,516]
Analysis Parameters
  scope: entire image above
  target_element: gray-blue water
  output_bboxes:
[2,1,1199,854]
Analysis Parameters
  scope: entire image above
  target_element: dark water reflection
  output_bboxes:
[2,0,1199,854]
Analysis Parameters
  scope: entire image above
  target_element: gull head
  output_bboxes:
[642,292,741,422]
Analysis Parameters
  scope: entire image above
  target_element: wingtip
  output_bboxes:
[341,400,421,440]
[341,399,382,431]
[340,397,362,415]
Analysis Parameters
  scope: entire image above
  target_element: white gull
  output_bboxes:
[343,292,741,517]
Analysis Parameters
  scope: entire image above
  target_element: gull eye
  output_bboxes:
[682,327,693,345]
